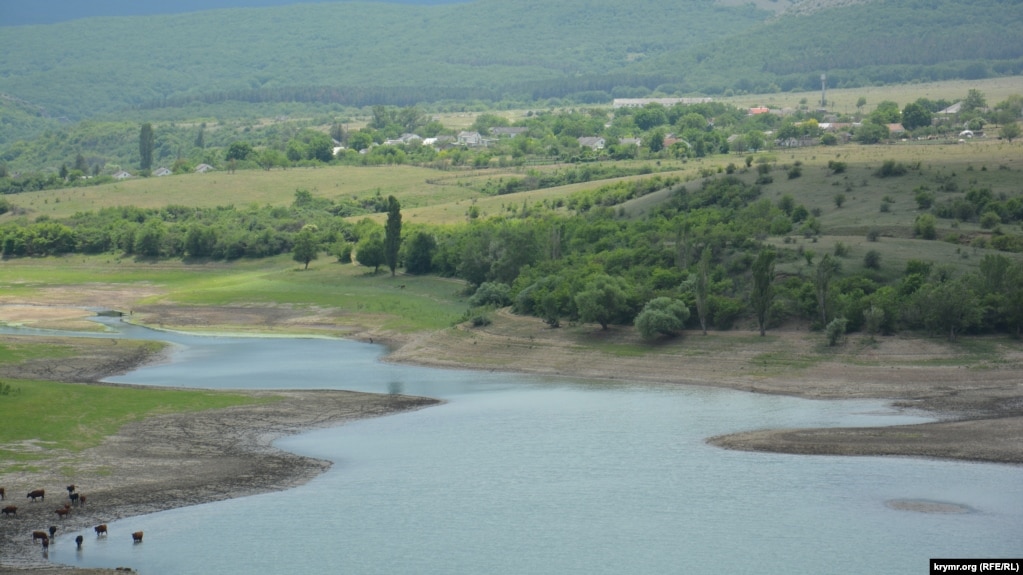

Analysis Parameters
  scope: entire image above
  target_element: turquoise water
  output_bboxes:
[37,320,1023,574]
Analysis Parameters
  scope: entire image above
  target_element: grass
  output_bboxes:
[1,253,471,333]
[0,379,267,472]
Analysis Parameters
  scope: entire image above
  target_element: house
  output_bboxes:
[491,127,528,138]
[112,170,132,180]
[152,167,172,177]
[938,102,962,116]
[577,136,606,150]
[618,137,642,147]
[887,124,907,136]
[195,163,214,174]
[748,107,771,116]
[457,131,484,147]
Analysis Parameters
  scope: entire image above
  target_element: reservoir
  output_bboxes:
[41,320,1023,574]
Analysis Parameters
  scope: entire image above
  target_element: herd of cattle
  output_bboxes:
[1,484,143,555]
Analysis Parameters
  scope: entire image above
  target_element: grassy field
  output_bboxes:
[1,253,471,334]
[0,377,265,472]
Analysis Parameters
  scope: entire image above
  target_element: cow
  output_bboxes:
[94,524,107,536]
[66,485,76,495]
[69,493,80,505]
[27,489,45,502]
[48,526,57,539]
[0,486,5,500]
[2,505,16,516]
[79,494,87,506]
[32,531,49,543]
[75,535,84,549]
[132,531,144,543]
[55,507,71,520]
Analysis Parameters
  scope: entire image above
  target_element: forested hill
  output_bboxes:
[650,0,1023,95]
[0,0,464,26]
[0,0,1019,140]
[0,0,769,125]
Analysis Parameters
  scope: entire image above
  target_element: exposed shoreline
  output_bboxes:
[1,302,1021,573]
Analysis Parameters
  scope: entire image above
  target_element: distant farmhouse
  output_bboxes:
[613,97,713,109]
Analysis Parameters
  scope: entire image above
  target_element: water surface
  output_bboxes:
[34,320,1022,575]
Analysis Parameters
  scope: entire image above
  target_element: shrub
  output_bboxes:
[469,282,512,307]
[866,229,881,242]
[825,317,848,346]
[875,159,908,178]
[635,297,690,339]
[864,249,882,270]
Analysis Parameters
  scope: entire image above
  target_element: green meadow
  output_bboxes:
[0,376,265,473]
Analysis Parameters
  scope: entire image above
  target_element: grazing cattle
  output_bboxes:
[0,486,5,500]
[42,537,49,552]
[76,535,84,549]
[2,505,16,516]
[32,531,49,543]
[27,489,45,502]
[49,526,57,538]
[69,493,80,505]
[132,531,143,543]
[94,524,107,536]
[55,507,71,519]
[79,494,87,506]
[66,485,76,495]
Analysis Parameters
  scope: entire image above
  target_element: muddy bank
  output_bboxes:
[0,388,438,573]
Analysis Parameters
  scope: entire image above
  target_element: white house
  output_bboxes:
[195,163,214,173]
[578,136,606,150]
[457,131,484,146]
[112,170,132,180]
[153,167,172,177]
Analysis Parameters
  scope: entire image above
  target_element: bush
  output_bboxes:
[875,159,908,178]
[635,297,690,339]
[864,249,882,270]
[866,229,881,242]
[825,317,848,346]
[827,160,846,174]
[469,282,512,307]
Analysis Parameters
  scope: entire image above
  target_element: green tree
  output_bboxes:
[133,219,164,257]
[225,141,253,161]
[356,232,385,273]
[139,122,154,170]
[292,225,319,270]
[815,254,840,327]
[750,249,776,336]
[855,122,890,144]
[384,195,402,276]
[901,101,933,131]
[404,231,436,275]
[1000,122,1021,142]
[575,274,630,330]
[869,100,901,124]
[913,277,982,342]
[694,247,711,335]
[257,149,286,171]
[962,89,987,113]
[635,297,690,339]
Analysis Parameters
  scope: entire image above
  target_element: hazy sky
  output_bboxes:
[0,0,462,26]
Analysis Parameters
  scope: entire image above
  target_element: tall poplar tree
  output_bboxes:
[751,249,776,337]
[384,195,402,277]
[139,123,154,170]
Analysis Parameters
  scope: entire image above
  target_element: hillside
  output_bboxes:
[0,0,769,126]
[648,0,1023,95]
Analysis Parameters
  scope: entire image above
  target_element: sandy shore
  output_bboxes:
[1,300,1021,573]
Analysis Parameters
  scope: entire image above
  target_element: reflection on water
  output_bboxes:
[15,318,1022,575]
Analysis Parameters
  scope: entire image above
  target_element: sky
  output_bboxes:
[0,0,463,26]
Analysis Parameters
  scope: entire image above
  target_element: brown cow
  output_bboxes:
[94,524,107,536]
[1,506,16,516]
[32,531,49,543]
[132,531,143,543]
[79,494,87,506]
[55,507,71,520]
[27,489,45,502]
[0,486,5,500]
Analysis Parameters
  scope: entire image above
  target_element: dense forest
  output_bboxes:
[2,0,1020,147]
